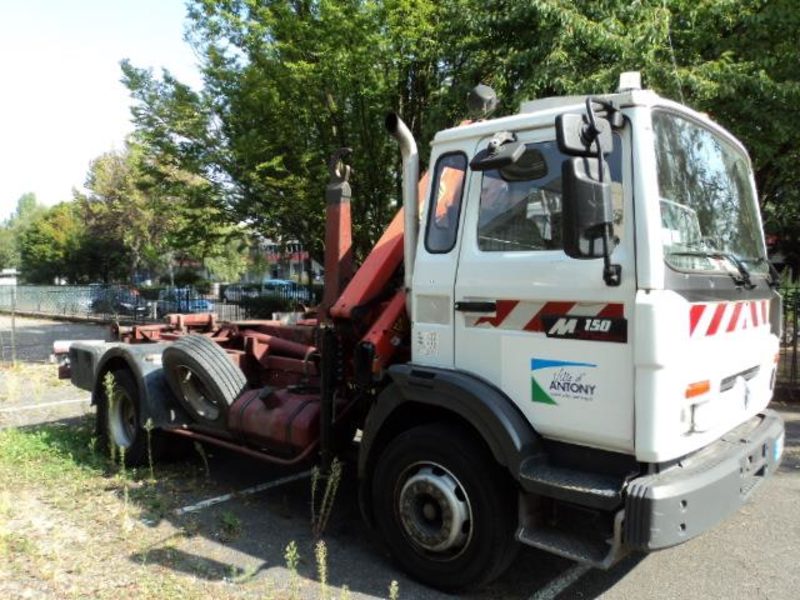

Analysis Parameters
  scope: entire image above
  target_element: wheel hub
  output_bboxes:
[108,388,135,448]
[176,366,219,420]
[398,465,471,554]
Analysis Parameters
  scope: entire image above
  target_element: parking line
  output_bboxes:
[0,398,90,413]
[174,470,313,516]
[529,564,592,600]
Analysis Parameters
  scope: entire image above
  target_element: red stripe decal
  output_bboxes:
[726,302,743,333]
[750,301,759,327]
[706,303,726,336]
[524,302,575,332]
[597,303,624,318]
[475,299,518,327]
[690,304,706,335]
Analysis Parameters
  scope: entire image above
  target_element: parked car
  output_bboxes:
[157,288,214,317]
[91,287,148,317]
[262,279,312,303]
[223,283,260,303]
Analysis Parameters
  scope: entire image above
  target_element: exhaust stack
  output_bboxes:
[385,113,419,300]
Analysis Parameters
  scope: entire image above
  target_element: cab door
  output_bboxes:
[453,126,636,453]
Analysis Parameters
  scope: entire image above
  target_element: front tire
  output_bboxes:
[371,423,519,590]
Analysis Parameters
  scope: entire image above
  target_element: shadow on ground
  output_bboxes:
[18,414,669,600]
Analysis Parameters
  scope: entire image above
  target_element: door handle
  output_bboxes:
[454,301,496,313]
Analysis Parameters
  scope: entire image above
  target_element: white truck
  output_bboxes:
[61,73,785,591]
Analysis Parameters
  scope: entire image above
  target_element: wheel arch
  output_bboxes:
[358,363,540,526]
[92,345,183,429]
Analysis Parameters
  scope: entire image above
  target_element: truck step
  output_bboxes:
[519,458,624,510]
[517,511,626,569]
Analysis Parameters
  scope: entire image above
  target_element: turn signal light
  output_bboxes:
[685,380,711,399]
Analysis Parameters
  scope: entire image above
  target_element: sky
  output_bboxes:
[0,0,203,222]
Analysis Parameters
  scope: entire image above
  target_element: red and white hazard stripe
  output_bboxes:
[689,300,769,338]
[470,300,623,332]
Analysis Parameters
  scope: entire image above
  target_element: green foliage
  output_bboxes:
[238,294,295,318]
[204,236,249,282]
[17,202,85,284]
[114,0,799,278]
[0,193,46,270]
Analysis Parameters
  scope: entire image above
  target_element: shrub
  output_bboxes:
[239,294,295,318]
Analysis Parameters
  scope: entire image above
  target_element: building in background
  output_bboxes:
[245,239,322,283]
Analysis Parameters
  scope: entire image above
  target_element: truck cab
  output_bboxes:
[412,83,781,464]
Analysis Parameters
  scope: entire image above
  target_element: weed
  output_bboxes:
[389,579,400,600]
[339,585,351,600]
[220,510,242,539]
[103,372,117,465]
[312,457,343,537]
[311,464,320,527]
[144,417,155,481]
[119,445,134,534]
[193,441,211,478]
[285,540,301,600]
[316,539,329,600]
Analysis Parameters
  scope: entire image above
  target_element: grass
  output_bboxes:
[0,419,405,599]
[0,362,72,404]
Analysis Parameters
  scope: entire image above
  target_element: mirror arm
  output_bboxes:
[602,228,622,286]
[585,98,621,286]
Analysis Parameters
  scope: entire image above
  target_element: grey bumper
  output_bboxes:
[624,409,785,550]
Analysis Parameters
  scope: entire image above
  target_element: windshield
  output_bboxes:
[652,111,767,275]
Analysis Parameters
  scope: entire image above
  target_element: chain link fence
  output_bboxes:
[0,283,322,325]
[778,292,800,391]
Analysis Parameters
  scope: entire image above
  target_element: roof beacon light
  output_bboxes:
[617,71,642,92]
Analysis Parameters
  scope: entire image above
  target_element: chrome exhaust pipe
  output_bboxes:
[385,113,419,304]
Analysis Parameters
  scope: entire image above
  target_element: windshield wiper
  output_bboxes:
[748,256,781,288]
[668,250,757,289]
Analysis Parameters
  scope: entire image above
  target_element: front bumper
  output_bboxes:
[625,409,784,550]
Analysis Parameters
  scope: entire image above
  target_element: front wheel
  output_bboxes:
[371,423,519,590]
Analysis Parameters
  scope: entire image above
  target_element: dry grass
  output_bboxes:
[0,362,72,404]
[0,417,259,599]
[0,417,395,599]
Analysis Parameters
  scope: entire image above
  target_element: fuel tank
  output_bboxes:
[228,387,321,453]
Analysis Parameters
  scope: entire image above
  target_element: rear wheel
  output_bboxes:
[371,423,519,590]
[97,369,163,467]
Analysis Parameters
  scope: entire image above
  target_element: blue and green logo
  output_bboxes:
[531,358,597,405]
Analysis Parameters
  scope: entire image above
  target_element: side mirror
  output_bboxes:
[562,157,613,259]
[556,113,613,156]
[470,130,525,171]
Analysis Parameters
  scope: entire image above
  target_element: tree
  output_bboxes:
[121,0,800,275]
[122,0,458,267]
[0,193,47,270]
[18,202,86,283]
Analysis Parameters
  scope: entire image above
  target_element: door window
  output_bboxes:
[424,153,468,253]
[477,139,623,252]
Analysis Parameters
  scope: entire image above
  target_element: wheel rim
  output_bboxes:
[108,387,136,448]
[175,365,220,420]
[396,462,473,560]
